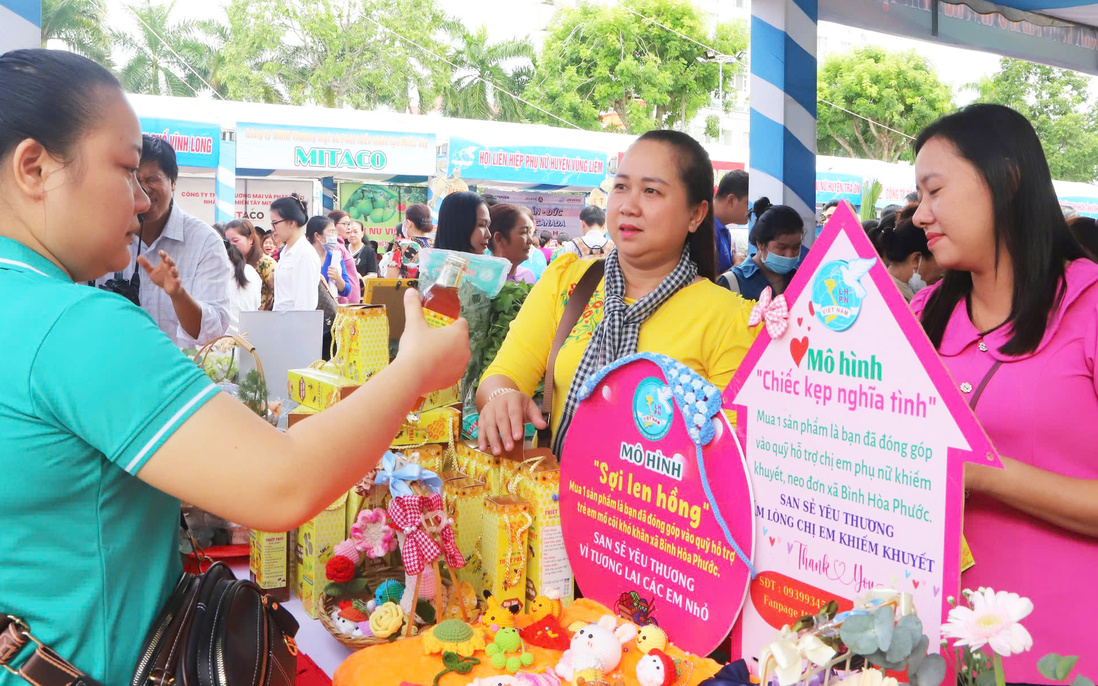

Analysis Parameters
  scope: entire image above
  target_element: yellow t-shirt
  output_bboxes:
[483,253,760,439]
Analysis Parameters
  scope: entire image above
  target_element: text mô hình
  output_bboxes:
[618,442,685,481]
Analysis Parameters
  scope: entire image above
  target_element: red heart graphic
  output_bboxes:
[768,536,776,547]
[797,317,803,326]
[790,337,810,367]
[808,301,815,316]
[913,580,921,590]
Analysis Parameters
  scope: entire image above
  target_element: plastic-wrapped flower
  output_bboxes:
[942,587,1033,656]
[325,555,356,584]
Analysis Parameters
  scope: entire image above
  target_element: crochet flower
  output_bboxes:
[942,587,1034,656]
[325,555,356,584]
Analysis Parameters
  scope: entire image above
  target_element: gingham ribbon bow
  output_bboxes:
[750,286,790,339]
[422,492,465,570]
[388,495,441,575]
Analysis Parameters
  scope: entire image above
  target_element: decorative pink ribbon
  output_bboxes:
[388,495,441,575]
[750,286,789,339]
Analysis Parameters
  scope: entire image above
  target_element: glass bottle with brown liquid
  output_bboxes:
[409,253,469,419]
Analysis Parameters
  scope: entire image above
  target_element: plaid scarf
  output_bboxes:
[552,245,699,455]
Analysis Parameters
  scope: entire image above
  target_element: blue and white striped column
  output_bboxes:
[1,0,40,53]
[749,0,818,244]
[215,130,236,224]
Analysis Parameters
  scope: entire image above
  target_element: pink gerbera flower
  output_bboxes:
[942,587,1034,656]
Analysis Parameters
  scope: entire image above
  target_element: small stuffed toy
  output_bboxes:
[521,615,571,652]
[635,626,668,655]
[636,650,677,686]
[526,589,564,623]
[554,616,638,682]
[481,592,520,639]
[485,627,535,673]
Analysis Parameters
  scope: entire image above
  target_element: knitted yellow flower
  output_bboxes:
[369,602,405,639]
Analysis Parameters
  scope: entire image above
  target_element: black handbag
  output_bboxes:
[131,561,299,686]
[2,530,300,686]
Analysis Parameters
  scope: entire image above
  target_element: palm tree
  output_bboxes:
[41,0,112,67]
[176,20,231,98]
[113,0,197,96]
[443,25,534,122]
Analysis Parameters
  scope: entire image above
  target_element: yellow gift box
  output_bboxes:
[444,475,488,596]
[287,403,320,428]
[249,529,290,595]
[293,493,348,618]
[421,383,461,413]
[403,443,445,474]
[287,367,359,412]
[391,407,460,448]
[454,441,502,493]
[332,304,390,384]
[509,454,575,613]
[481,495,531,610]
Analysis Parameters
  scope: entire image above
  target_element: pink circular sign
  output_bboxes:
[560,354,756,656]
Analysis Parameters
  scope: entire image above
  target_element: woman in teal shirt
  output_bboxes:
[0,50,470,686]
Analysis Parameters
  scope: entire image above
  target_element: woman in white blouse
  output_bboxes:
[224,240,261,335]
[270,195,320,311]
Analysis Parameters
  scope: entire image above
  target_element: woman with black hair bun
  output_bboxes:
[878,216,942,302]
[718,197,803,299]
[270,194,320,311]
[912,103,1098,678]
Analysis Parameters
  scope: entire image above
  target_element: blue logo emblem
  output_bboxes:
[633,377,674,441]
[810,258,877,332]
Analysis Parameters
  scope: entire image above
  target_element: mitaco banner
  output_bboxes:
[140,117,220,169]
[237,122,435,177]
[175,177,313,227]
[449,136,607,188]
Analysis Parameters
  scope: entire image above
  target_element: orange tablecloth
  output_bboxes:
[333,599,722,686]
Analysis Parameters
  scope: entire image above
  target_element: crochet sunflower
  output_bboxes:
[422,619,486,658]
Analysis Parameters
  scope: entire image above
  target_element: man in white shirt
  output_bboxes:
[560,206,613,258]
[98,136,230,348]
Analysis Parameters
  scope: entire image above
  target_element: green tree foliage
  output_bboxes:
[975,58,1098,183]
[41,0,112,66]
[220,0,452,110]
[113,0,198,96]
[817,46,954,162]
[441,25,534,122]
[525,0,747,133]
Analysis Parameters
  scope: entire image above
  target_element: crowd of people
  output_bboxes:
[3,48,1098,686]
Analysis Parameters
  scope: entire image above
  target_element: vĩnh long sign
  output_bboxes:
[236,122,436,177]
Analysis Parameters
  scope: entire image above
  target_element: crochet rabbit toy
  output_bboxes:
[554,615,638,683]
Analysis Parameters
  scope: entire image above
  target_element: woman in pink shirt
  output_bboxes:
[911,104,1098,682]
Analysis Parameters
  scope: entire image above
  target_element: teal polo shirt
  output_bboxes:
[0,237,219,686]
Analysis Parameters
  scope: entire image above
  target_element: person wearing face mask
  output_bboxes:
[879,214,942,302]
[718,198,802,299]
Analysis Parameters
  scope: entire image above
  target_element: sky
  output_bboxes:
[101,0,1069,106]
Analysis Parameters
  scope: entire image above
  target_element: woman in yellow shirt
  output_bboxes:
[477,129,759,457]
